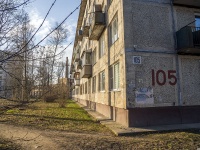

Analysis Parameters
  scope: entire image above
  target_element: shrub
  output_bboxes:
[44,95,58,103]
[58,99,66,108]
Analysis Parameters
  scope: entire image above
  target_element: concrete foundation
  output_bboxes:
[74,98,200,127]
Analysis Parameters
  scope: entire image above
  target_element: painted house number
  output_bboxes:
[152,70,177,86]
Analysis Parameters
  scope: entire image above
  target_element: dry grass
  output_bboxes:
[0,99,112,134]
[0,99,200,149]
[0,137,21,150]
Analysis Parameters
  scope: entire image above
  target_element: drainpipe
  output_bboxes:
[170,0,182,106]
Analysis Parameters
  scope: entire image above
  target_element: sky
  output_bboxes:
[25,0,81,62]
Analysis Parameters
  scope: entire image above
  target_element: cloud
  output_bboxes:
[29,9,52,44]
[28,9,76,63]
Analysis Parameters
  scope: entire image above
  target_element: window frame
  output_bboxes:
[109,15,118,46]
[99,70,105,91]
[92,76,96,93]
[110,62,120,91]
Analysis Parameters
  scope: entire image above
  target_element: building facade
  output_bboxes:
[0,51,23,99]
[70,0,200,127]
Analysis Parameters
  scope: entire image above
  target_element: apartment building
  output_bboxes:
[70,0,200,127]
[0,51,23,99]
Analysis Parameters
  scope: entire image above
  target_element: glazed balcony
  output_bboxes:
[75,53,80,62]
[76,60,82,70]
[173,0,200,7]
[71,83,75,89]
[81,65,92,78]
[74,79,80,86]
[83,25,90,37]
[89,11,106,40]
[77,30,83,41]
[80,52,92,78]
[176,26,200,55]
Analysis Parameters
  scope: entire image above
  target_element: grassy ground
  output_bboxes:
[0,99,200,149]
[0,99,112,134]
[0,137,21,150]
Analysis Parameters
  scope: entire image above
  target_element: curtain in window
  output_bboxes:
[114,63,119,89]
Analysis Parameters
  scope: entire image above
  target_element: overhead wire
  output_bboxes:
[0,0,58,63]
[0,0,31,11]
[0,2,81,63]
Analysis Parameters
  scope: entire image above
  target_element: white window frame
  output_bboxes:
[110,16,118,45]
[110,63,120,90]
[99,71,105,91]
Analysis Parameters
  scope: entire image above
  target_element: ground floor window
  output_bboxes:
[99,70,105,91]
[110,62,120,90]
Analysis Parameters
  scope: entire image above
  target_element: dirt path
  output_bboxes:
[0,124,61,150]
[0,123,120,150]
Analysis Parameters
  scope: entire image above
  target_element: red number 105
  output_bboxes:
[152,70,177,86]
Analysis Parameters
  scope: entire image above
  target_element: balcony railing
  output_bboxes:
[81,65,92,78]
[75,53,80,62]
[176,26,200,55]
[74,80,80,86]
[89,11,106,40]
[173,0,200,8]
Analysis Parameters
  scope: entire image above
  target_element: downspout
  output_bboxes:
[170,0,182,106]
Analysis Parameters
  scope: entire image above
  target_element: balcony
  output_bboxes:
[176,26,200,55]
[173,0,200,7]
[71,83,75,89]
[77,30,83,41]
[76,60,82,70]
[83,25,90,37]
[80,52,92,78]
[89,12,106,40]
[81,65,92,78]
[74,79,80,86]
[70,78,74,83]
[75,53,80,62]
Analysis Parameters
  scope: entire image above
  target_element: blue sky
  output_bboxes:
[26,0,81,61]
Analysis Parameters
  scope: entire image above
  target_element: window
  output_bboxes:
[85,82,87,94]
[92,49,96,65]
[83,84,84,94]
[110,63,120,90]
[80,85,82,95]
[99,34,105,58]
[82,52,91,66]
[99,71,105,91]
[88,79,91,93]
[110,16,118,45]
[195,15,200,27]
[92,76,96,93]
[85,53,91,64]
